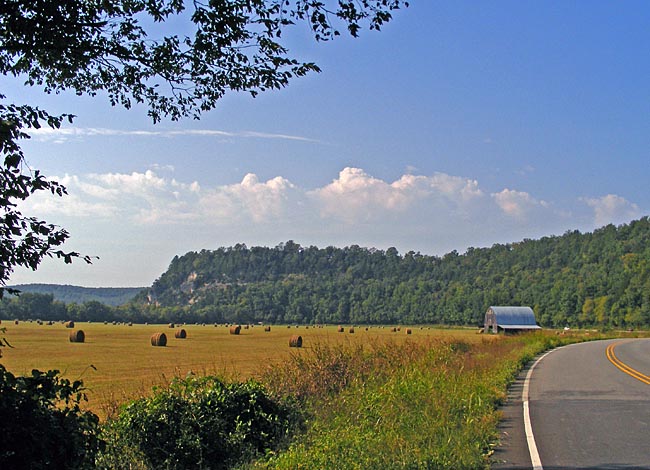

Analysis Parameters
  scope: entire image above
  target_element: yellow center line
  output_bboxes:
[606,342,650,385]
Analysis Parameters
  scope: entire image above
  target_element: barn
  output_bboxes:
[483,306,541,334]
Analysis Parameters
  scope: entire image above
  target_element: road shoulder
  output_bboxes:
[491,365,532,469]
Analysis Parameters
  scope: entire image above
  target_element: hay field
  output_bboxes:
[0,322,484,418]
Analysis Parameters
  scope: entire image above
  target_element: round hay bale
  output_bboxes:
[14,320,19,325]
[168,322,175,328]
[244,325,249,329]
[69,330,85,343]
[337,326,344,333]
[174,328,187,339]
[391,327,397,332]
[128,322,133,326]
[289,335,303,348]
[229,325,241,335]
[151,332,167,347]
[264,326,271,332]
[406,328,412,335]
[65,321,75,328]
[349,327,355,334]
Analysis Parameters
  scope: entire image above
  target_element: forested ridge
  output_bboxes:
[141,217,650,327]
[4,217,650,328]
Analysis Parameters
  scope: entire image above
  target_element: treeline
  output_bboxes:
[7,284,143,306]
[3,218,650,328]
[0,294,154,324]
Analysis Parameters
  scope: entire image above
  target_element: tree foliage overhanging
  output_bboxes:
[0,0,408,295]
[4,217,650,328]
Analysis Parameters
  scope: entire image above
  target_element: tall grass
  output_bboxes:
[254,332,605,469]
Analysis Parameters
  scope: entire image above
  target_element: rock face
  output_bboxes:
[180,272,198,294]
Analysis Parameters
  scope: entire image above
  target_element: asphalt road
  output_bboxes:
[493,338,650,470]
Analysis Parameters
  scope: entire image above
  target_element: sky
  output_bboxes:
[6,1,650,287]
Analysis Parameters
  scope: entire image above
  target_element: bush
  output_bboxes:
[100,376,302,470]
[0,365,102,469]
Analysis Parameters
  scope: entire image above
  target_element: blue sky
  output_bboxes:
[7,1,650,287]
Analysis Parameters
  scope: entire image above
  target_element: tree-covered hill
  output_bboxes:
[138,218,650,328]
[3,219,649,327]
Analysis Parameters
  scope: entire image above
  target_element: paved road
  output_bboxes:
[493,339,650,469]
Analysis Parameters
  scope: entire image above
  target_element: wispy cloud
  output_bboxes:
[27,127,319,143]
[516,165,536,176]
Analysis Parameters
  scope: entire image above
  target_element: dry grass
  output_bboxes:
[0,322,489,420]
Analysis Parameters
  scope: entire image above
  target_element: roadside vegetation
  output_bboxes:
[4,322,638,469]
[253,331,612,469]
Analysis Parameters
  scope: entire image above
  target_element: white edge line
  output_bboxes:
[522,348,559,470]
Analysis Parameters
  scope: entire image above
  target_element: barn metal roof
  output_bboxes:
[497,324,542,330]
[488,306,541,329]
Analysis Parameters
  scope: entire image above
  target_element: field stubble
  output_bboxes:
[0,322,484,419]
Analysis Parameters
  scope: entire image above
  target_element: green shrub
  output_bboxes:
[100,376,302,470]
[0,365,102,470]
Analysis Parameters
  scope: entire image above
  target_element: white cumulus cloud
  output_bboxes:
[199,173,297,223]
[311,167,484,222]
[16,166,644,279]
[492,188,548,219]
[583,194,641,227]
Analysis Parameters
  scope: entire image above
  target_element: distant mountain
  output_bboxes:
[8,284,145,306]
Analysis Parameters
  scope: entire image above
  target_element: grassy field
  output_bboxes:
[4,321,646,468]
[0,321,488,419]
